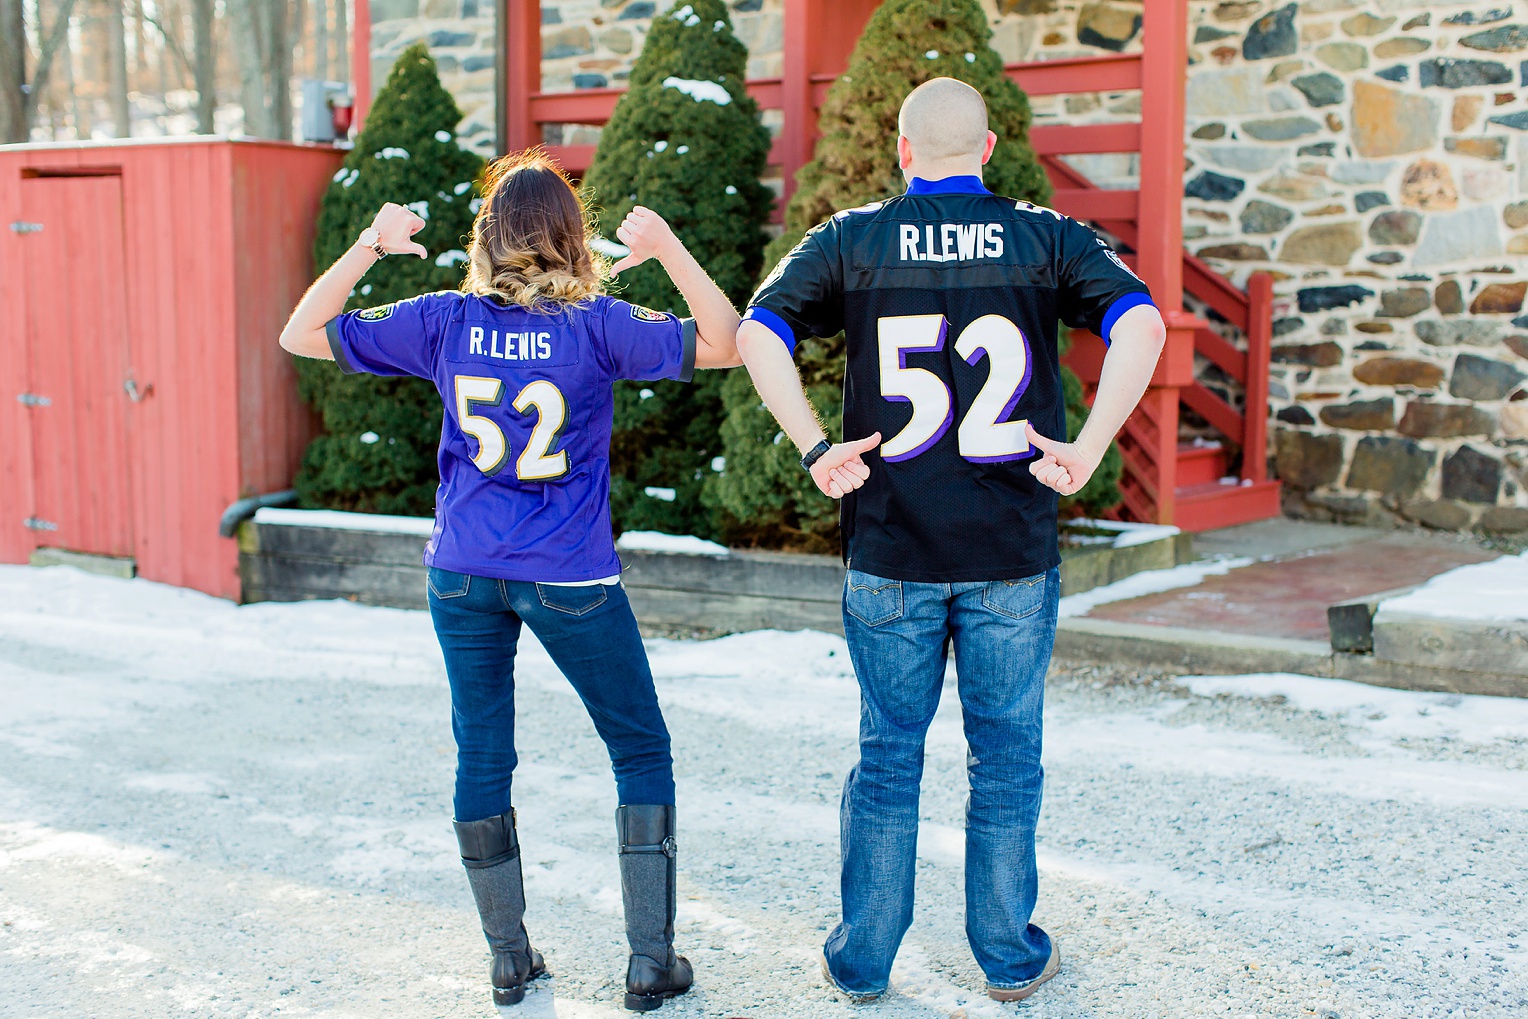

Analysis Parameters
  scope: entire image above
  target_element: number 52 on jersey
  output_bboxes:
[877,313,1033,464]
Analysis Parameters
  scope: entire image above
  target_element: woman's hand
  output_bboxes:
[372,202,428,258]
[610,206,678,274]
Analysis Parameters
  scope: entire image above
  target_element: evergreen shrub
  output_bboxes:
[584,0,773,539]
[710,0,1123,550]
[295,42,485,516]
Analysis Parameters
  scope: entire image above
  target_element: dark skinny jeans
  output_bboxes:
[426,567,675,822]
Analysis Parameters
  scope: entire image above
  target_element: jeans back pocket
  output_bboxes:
[427,567,472,600]
[535,583,609,616]
[845,570,904,627]
[981,573,1049,621]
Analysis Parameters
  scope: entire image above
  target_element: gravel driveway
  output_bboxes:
[1,565,1523,1018]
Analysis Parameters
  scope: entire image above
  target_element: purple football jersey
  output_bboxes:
[327,292,696,581]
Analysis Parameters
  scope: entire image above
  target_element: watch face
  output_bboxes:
[359,228,380,246]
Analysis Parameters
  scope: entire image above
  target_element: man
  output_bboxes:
[735,78,1167,1002]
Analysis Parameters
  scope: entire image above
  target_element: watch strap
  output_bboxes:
[800,439,832,472]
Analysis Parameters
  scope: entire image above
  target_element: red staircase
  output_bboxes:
[483,0,1281,532]
[1007,6,1282,532]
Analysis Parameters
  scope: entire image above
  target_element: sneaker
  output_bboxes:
[986,942,1060,1002]
[819,950,883,1004]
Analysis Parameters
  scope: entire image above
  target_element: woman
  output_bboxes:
[278,149,742,1011]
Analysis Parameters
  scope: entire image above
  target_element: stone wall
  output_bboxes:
[373,0,1528,534]
[1173,0,1528,534]
[984,0,1528,534]
[369,0,498,155]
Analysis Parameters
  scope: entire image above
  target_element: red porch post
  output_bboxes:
[1135,0,1196,524]
[779,0,813,202]
[504,0,542,153]
[1243,272,1274,484]
[353,0,371,130]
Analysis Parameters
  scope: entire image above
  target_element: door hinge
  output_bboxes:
[23,517,58,532]
[17,393,51,407]
[9,221,43,235]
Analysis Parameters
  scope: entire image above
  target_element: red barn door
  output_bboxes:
[19,174,136,559]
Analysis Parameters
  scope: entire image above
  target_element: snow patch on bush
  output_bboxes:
[662,77,731,106]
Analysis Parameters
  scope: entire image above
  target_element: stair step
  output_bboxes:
[1173,478,1282,533]
[1177,441,1228,488]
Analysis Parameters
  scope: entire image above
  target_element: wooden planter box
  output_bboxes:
[239,512,1193,635]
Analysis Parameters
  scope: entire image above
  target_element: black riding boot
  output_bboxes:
[617,804,693,1011]
[455,810,547,1006]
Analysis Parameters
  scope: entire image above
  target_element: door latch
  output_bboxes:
[17,393,51,407]
[23,517,58,532]
[123,376,153,403]
[9,221,43,235]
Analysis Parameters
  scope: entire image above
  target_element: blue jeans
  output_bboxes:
[824,567,1059,994]
[426,568,675,823]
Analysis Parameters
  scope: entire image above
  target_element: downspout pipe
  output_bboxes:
[219,490,298,538]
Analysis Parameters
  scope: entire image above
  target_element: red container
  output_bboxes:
[0,139,344,599]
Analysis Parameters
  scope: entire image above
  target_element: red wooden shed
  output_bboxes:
[0,139,343,600]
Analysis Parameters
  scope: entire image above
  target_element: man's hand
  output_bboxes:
[373,202,428,257]
[610,206,677,274]
[809,433,882,499]
[1025,423,1102,497]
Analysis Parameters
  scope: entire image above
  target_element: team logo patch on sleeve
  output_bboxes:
[1101,244,1143,282]
[357,304,396,321]
[629,305,671,324]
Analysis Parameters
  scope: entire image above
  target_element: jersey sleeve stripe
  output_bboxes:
[325,317,362,374]
[1100,291,1156,347]
[741,305,797,355]
[677,317,697,383]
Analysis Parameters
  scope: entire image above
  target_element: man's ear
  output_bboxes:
[980,130,998,165]
[897,135,913,170]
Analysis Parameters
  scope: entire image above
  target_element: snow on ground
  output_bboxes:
[1377,550,1527,622]
[1,564,1524,1018]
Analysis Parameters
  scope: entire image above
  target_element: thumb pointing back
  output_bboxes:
[1025,422,1066,456]
[846,432,882,455]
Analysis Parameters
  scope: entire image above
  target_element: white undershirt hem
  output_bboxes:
[540,575,622,587]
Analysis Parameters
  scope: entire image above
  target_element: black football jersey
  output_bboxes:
[746,178,1153,583]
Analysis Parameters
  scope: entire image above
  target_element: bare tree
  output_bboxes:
[0,0,27,142]
[313,0,328,81]
[228,0,268,136]
[60,10,89,139]
[1,0,85,143]
[335,0,347,84]
[107,0,131,136]
[191,0,214,133]
[267,0,292,139]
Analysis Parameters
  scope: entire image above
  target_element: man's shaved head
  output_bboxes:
[898,77,989,160]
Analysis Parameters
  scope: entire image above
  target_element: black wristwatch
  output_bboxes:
[800,439,832,472]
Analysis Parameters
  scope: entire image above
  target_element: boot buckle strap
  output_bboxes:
[621,835,677,858]
[462,844,520,869]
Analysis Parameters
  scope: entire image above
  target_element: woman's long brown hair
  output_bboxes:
[463,148,608,310]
